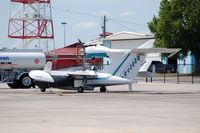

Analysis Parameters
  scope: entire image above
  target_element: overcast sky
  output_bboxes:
[0,0,161,49]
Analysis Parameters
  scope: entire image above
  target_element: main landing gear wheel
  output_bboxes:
[40,88,46,92]
[100,86,106,92]
[77,87,84,93]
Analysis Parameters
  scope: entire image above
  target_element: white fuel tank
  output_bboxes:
[0,50,46,70]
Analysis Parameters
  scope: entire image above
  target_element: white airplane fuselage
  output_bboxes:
[31,69,131,91]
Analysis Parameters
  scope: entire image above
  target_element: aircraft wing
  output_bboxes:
[64,70,98,77]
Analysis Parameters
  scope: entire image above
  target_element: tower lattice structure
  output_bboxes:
[8,0,54,48]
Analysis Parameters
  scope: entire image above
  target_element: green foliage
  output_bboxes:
[148,0,200,59]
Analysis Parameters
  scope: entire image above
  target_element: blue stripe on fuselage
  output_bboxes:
[112,54,130,76]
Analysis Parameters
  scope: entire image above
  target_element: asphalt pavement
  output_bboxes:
[0,82,200,133]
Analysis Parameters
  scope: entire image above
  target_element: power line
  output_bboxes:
[108,17,147,27]
[52,6,101,18]
[109,19,141,33]
[51,6,148,28]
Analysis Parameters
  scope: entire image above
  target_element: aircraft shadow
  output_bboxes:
[37,89,200,95]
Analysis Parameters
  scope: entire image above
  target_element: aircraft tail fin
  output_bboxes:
[101,47,180,83]
[44,61,52,74]
[102,51,145,83]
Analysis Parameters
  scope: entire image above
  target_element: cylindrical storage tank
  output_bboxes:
[0,52,46,70]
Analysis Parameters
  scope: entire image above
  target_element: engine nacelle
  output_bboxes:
[34,75,74,89]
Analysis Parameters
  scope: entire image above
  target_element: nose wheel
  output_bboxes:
[40,88,46,92]
[77,87,84,93]
[100,86,106,92]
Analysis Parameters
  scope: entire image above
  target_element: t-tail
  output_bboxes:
[101,50,145,83]
[85,44,146,82]
[86,44,180,91]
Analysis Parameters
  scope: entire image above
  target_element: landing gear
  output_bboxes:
[40,88,46,92]
[100,86,106,92]
[77,87,84,93]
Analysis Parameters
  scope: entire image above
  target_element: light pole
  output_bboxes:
[61,22,67,47]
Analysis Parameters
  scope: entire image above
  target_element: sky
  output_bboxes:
[0,0,161,49]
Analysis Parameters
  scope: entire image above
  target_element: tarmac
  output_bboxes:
[0,82,200,133]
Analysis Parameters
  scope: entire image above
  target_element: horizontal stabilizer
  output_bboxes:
[129,48,180,55]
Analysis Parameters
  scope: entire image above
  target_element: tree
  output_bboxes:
[148,0,200,74]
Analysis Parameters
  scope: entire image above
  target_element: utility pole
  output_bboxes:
[61,22,67,47]
[102,15,106,38]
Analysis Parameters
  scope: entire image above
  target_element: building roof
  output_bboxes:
[46,46,82,56]
[84,38,103,46]
[53,47,81,55]
[65,42,82,48]
[105,31,154,41]
[45,42,83,56]
[84,31,154,46]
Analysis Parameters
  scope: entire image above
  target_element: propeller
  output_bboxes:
[78,39,87,70]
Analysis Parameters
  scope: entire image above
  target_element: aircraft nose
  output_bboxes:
[29,70,54,82]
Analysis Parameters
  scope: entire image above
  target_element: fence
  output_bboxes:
[138,64,200,84]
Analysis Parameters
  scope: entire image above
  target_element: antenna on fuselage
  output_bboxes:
[78,39,86,70]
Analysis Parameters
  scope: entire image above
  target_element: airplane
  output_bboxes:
[29,43,180,93]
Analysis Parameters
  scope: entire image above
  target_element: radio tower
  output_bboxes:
[8,0,54,50]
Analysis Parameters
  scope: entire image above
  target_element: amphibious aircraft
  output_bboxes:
[29,43,180,93]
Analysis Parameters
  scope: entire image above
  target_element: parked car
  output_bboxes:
[148,61,175,73]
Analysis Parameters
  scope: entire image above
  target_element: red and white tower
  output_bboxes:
[8,0,54,49]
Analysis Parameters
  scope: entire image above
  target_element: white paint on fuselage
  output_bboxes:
[85,76,131,86]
